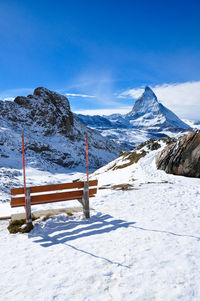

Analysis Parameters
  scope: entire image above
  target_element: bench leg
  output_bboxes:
[26,188,33,229]
[82,181,90,219]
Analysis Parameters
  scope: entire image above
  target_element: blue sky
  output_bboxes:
[0,0,200,118]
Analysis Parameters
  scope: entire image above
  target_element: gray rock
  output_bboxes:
[156,130,200,178]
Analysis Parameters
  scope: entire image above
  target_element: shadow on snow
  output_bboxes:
[30,213,135,246]
[29,212,135,268]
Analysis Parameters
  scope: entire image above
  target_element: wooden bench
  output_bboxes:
[11,180,98,225]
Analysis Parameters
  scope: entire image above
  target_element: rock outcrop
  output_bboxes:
[156,130,200,178]
[1,87,74,136]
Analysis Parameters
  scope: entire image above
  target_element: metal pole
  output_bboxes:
[85,133,90,217]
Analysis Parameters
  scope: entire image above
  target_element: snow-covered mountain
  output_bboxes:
[0,87,121,173]
[76,86,191,149]
[125,86,190,130]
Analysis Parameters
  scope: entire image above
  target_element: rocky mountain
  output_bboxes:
[76,86,191,149]
[0,87,121,172]
[156,130,200,178]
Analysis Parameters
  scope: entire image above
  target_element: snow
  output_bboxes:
[1,144,200,300]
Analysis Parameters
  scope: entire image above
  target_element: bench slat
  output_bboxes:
[11,188,97,208]
[11,180,98,196]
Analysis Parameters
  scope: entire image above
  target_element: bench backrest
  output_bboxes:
[11,180,98,208]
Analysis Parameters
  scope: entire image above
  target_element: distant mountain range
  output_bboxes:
[76,86,192,149]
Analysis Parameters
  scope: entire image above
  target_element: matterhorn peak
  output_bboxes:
[125,85,190,131]
[145,86,152,91]
[142,86,158,102]
[126,86,159,117]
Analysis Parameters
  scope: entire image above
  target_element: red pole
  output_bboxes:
[83,133,90,218]
[22,134,29,226]
[86,133,89,182]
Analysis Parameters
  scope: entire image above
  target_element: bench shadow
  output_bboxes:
[29,213,135,268]
[29,213,135,247]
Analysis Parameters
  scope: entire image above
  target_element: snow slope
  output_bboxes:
[1,140,200,300]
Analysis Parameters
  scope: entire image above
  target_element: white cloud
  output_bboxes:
[119,88,144,99]
[65,93,95,98]
[120,81,200,120]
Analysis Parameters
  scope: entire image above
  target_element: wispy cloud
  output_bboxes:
[119,81,200,120]
[65,93,95,98]
[64,69,120,107]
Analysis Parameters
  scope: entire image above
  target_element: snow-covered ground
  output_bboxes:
[1,145,200,300]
